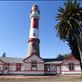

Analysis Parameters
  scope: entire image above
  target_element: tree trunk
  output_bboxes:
[78,45,82,76]
[80,62,82,76]
[76,34,82,76]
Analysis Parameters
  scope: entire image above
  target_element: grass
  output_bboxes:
[79,75,82,79]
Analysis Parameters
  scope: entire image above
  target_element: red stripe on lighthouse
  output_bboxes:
[32,18,39,29]
[28,38,40,43]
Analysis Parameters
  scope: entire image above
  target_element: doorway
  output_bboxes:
[3,64,10,74]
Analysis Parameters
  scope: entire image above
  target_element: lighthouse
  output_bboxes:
[27,4,40,57]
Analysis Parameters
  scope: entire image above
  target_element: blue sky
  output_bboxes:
[0,1,81,58]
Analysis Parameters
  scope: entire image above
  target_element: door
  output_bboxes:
[3,64,9,74]
[56,65,61,74]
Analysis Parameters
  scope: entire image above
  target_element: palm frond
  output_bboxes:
[58,7,64,14]
[55,0,82,40]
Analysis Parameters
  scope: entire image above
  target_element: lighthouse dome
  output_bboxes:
[32,4,39,10]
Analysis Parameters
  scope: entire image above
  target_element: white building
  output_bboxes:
[0,4,81,75]
[0,54,81,75]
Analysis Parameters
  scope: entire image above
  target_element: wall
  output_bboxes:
[0,60,3,74]
[61,59,81,74]
[44,64,61,75]
[24,55,44,75]
[8,63,24,74]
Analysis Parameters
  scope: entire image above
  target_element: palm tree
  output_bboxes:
[67,37,80,60]
[55,0,82,75]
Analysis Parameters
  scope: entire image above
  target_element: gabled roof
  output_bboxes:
[0,59,4,63]
[23,54,44,62]
[65,54,75,59]
[0,54,76,64]
[43,58,64,62]
[61,54,79,64]
[45,61,63,64]
[0,57,23,63]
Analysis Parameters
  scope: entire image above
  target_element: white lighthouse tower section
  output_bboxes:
[30,10,40,19]
[29,27,39,38]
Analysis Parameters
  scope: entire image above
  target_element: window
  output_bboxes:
[69,63,75,71]
[16,64,21,71]
[31,60,37,70]
[5,66,8,70]
[45,64,50,72]
[33,33,36,36]
[47,67,50,72]
[4,64,9,70]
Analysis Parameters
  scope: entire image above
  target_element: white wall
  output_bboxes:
[24,71,44,75]
[62,71,81,74]
[61,60,81,74]
[24,55,44,75]
[0,60,3,74]
[24,63,31,71]
[7,63,24,74]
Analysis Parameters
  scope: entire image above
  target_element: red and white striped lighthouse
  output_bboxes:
[27,4,40,57]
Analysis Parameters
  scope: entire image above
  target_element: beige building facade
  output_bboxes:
[0,54,81,75]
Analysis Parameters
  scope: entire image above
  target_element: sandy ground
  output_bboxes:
[0,75,82,82]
